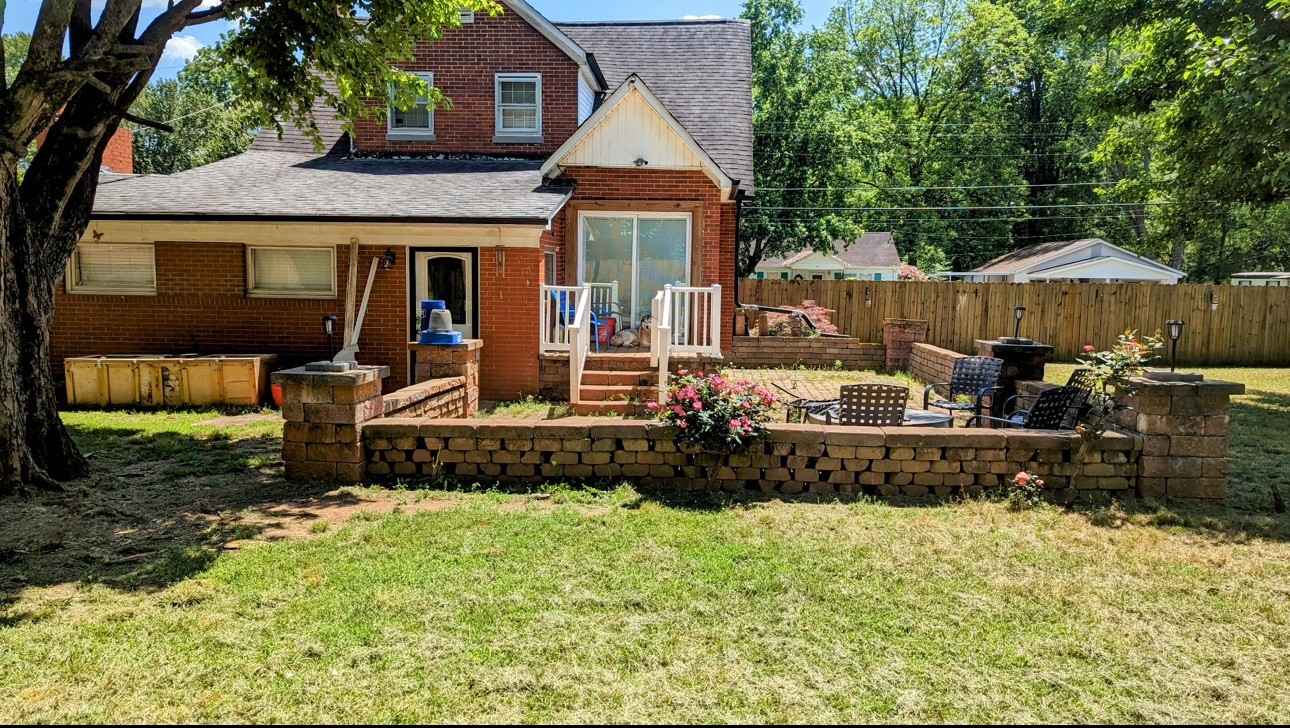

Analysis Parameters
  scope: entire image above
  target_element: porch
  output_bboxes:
[538,283,723,413]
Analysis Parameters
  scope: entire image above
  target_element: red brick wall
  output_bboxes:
[103,127,133,174]
[351,12,580,156]
[556,168,737,352]
[52,243,411,391]
[477,247,542,401]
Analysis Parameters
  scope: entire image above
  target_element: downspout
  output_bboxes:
[733,188,747,337]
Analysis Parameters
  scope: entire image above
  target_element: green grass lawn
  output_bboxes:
[0,372,1288,722]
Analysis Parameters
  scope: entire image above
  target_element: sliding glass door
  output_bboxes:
[579,212,691,327]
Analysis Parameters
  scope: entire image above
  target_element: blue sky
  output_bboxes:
[3,1,834,79]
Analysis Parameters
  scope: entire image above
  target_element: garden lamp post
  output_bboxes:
[1013,306,1027,340]
[1166,320,1184,372]
[321,315,338,356]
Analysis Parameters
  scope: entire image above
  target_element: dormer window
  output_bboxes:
[387,72,436,141]
[494,73,542,143]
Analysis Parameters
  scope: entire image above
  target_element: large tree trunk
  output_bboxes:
[0,164,89,496]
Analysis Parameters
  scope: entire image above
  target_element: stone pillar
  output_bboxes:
[1114,377,1244,504]
[410,340,483,416]
[272,362,389,482]
[975,339,1054,419]
[883,319,928,371]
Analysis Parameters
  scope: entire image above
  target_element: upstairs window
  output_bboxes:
[67,243,156,295]
[495,73,542,142]
[388,72,436,140]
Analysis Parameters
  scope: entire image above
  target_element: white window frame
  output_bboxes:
[246,245,337,299]
[387,71,437,141]
[65,243,157,296]
[577,211,692,324]
[494,73,543,143]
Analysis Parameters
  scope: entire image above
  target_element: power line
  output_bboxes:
[746,201,1184,213]
[757,181,1109,192]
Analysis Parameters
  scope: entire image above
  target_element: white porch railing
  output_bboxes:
[567,286,593,406]
[539,285,585,353]
[663,284,722,356]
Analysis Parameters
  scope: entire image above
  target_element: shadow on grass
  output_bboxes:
[0,421,338,604]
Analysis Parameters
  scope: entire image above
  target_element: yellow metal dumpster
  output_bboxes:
[64,354,278,408]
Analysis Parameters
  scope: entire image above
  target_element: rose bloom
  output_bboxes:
[1015,472,1031,486]
[1083,345,1095,353]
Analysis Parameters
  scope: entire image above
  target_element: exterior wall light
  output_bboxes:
[633,157,649,167]
[321,315,338,355]
[381,248,397,270]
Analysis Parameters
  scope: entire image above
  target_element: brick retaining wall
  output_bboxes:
[907,343,967,386]
[362,419,1141,501]
[729,336,886,370]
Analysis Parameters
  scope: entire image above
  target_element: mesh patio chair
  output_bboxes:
[772,383,839,423]
[975,386,1084,430]
[1002,368,1097,428]
[826,383,909,427]
[922,356,1004,422]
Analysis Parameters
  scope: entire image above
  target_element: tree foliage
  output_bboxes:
[741,0,1290,280]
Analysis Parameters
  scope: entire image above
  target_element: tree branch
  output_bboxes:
[122,111,173,133]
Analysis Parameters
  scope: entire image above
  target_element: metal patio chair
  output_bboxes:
[974,386,1085,430]
[826,383,909,427]
[1002,368,1097,428]
[772,382,839,423]
[922,356,1004,423]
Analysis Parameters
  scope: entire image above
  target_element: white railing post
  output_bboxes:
[568,285,592,405]
[657,285,673,402]
[710,283,722,358]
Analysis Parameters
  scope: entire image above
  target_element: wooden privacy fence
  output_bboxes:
[740,279,1290,365]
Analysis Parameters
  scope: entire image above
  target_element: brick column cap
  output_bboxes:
[272,364,389,387]
[408,339,484,351]
[974,339,1055,356]
[1126,377,1245,397]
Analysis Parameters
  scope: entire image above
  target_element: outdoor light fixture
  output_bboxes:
[633,157,649,167]
[1210,292,1220,311]
[1166,320,1185,372]
[321,315,338,355]
[865,286,872,308]
[380,248,397,270]
[1013,306,1027,340]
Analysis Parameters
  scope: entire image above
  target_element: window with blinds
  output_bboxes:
[495,73,542,139]
[247,246,336,298]
[388,72,435,139]
[67,244,156,295]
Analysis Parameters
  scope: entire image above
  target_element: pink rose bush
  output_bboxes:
[649,369,777,452]
[1005,470,1045,510]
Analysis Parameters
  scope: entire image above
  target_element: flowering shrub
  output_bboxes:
[1005,471,1045,510]
[1077,330,1165,395]
[764,300,840,336]
[648,370,777,453]
[898,264,929,281]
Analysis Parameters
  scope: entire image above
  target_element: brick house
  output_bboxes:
[56,3,752,405]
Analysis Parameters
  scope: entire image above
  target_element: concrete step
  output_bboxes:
[582,369,657,387]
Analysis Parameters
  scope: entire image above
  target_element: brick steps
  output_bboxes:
[571,401,651,417]
[582,369,655,386]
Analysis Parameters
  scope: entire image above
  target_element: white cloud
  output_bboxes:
[682,14,724,20]
[162,34,205,63]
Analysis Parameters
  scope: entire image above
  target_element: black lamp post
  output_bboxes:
[1013,306,1027,340]
[321,315,338,356]
[1166,320,1184,372]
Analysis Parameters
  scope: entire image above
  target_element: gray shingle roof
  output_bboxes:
[92,152,571,223]
[757,233,901,269]
[970,239,1099,274]
[557,19,755,193]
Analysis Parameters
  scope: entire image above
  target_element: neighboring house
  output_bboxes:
[54,4,751,402]
[1230,272,1290,287]
[753,233,902,281]
[947,238,1185,284]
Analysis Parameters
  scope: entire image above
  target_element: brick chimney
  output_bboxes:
[35,122,134,175]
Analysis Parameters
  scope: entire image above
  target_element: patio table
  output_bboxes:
[805,406,954,428]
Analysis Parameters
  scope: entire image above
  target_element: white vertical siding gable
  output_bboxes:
[563,87,704,169]
[577,74,596,125]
